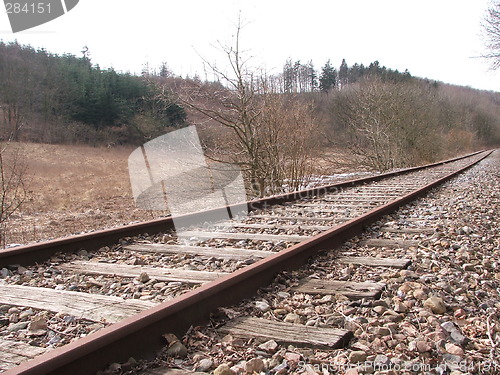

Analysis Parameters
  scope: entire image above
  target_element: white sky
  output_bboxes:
[0,0,499,91]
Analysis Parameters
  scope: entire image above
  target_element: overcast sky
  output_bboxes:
[1,0,498,91]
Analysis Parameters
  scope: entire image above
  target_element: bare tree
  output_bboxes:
[328,78,441,171]
[0,142,29,247]
[258,93,321,192]
[178,19,322,196]
[482,0,500,69]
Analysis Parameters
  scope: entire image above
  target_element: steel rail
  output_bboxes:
[4,150,493,375]
[0,150,485,267]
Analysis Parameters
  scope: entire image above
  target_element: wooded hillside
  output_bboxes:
[0,41,186,145]
[0,40,499,173]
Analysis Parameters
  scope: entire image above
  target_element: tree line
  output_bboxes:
[166,24,499,196]
[0,41,186,145]
[0,39,498,186]
[272,58,412,94]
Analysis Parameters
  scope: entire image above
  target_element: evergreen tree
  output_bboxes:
[338,58,349,88]
[159,62,171,78]
[319,60,337,92]
[283,59,295,93]
[307,60,318,91]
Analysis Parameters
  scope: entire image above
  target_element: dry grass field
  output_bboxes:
[4,143,168,247]
[3,142,353,248]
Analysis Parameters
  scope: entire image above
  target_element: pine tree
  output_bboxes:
[307,60,318,92]
[319,60,337,92]
[338,58,349,89]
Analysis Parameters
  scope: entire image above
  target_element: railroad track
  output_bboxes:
[0,150,494,375]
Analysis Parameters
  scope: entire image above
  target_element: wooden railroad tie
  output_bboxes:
[0,339,49,371]
[249,214,349,223]
[125,243,273,260]
[219,316,353,349]
[360,238,420,248]
[0,284,154,323]
[338,256,411,269]
[59,261,227,284]
[177,230,309,243]
[294,279,386,300]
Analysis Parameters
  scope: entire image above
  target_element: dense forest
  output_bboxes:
[0,41,186,145]
[0,40,499,181]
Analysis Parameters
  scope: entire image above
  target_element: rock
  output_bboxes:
[462,263,475,271]
[121,358,137,372]
[258,339,278,353]
[394,301,408,313]
[416,340,432,353]
[255,300,270,312]
[461,226,473,235]
[349,350,367,363]
[153,282,166,289]
[453,308,467,319]
[400,270,417,278]
[284,313,301,323]
[17,266,28,275]
[373,306,386,315]
[413,289,428,300]
[244,358,265,373]
[371,326,391,336]
[213,364,236,375]
[7,321,28,332]
[8,307,20,315]
[445,343,464,356]
[284,352,301,363]
[343,307,357,316]
[373,354,391,368]
[277,292,290,298]
[137,272,150,283]
[19,309,35,319]
[108,363,122,372]
[319,294,335,303]
[162,333,187,358]
[273,308,287,316]
[28,317,47,336]
[442,354,464,371]
[195,358,213,372]
[0,315,9,328]
[423,296,447,314]
[441,322,468,346]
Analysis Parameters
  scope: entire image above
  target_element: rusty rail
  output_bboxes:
[0,150,484,267]
[3,150,493,375]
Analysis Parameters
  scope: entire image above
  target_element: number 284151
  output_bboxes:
[5,3,52,14]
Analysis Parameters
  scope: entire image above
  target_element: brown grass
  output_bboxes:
[3,142,356,247]
[5,143,167,247]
